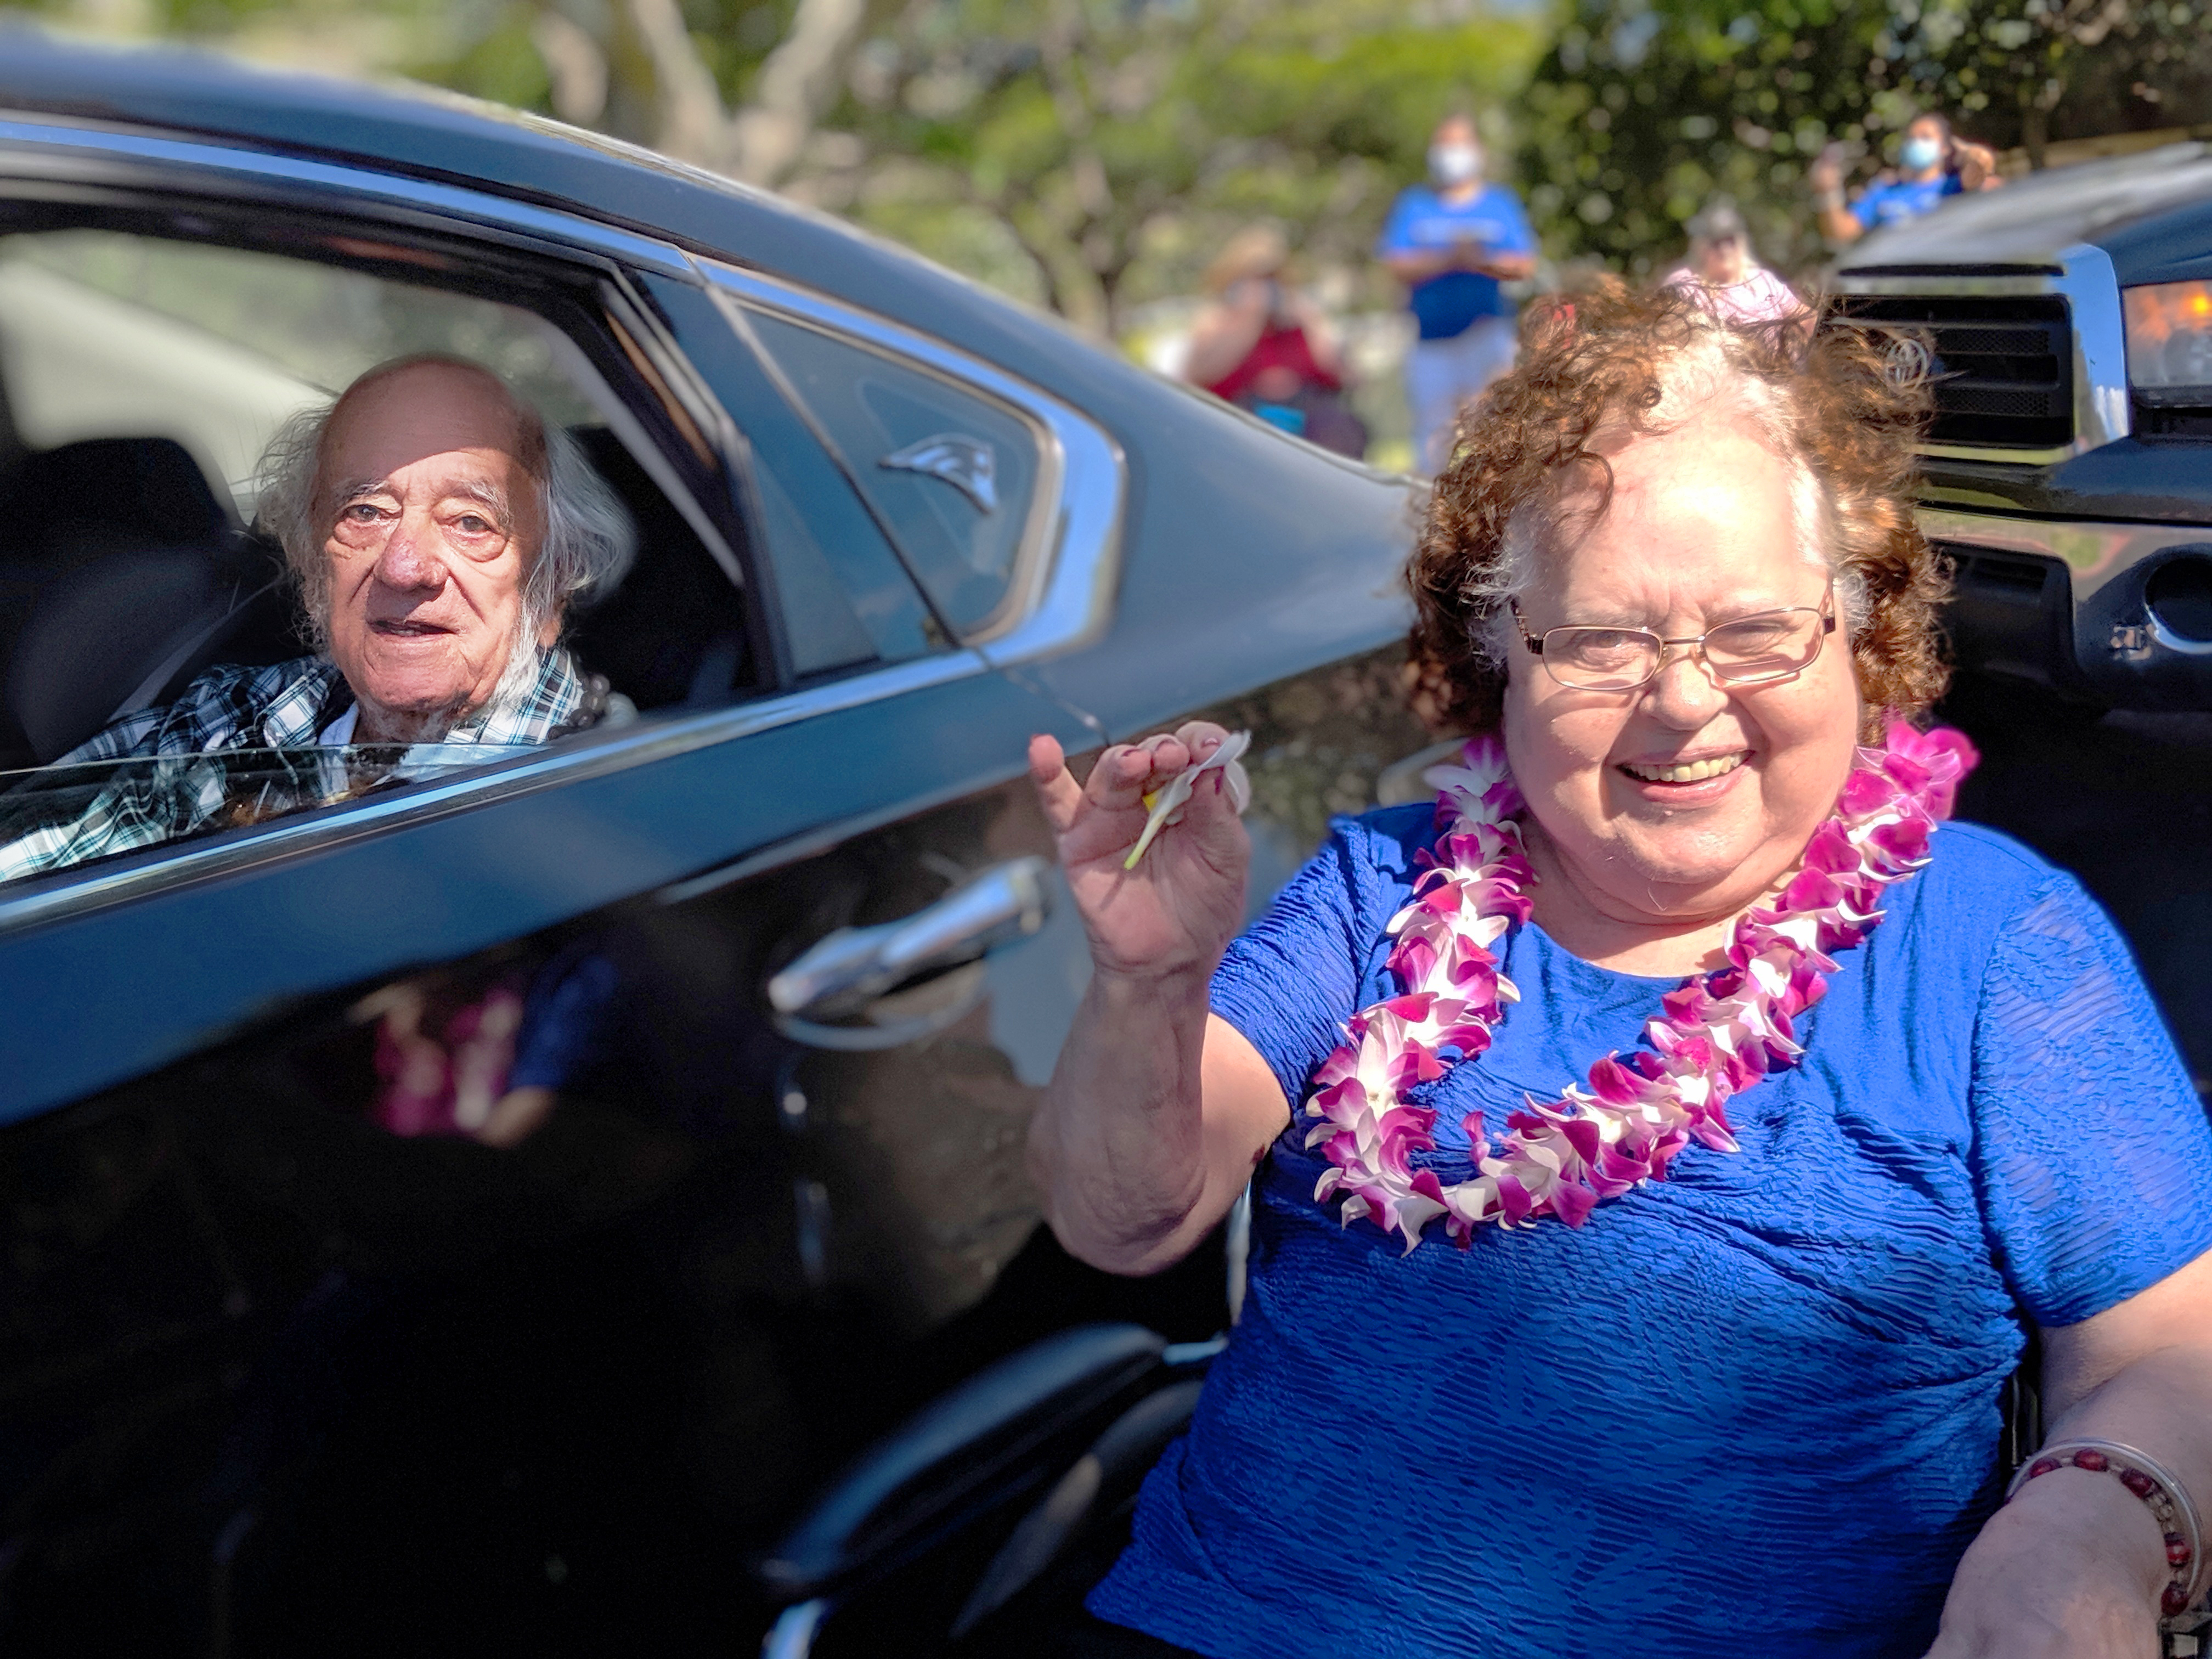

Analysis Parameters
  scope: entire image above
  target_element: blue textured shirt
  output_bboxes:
[1090,808,2212,1657]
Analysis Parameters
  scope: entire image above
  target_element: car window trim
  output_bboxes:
[532,298,746,594]
[719,296,1058,645]
[0,116,697,280]
[0,117,1122,666]
[0,649,989,939]
[691,256,1126,670]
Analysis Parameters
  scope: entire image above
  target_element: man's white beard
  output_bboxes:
[483,622,545,724]
[339,618,541,746]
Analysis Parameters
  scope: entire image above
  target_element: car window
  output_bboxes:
[0,218,757,893]
[0,230,600,499]
[646,276,946,675]
[0,742,545,885]
[741,311,1046,640]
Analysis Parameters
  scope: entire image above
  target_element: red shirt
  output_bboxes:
[1203,324,1340,402]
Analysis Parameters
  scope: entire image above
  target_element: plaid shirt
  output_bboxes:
[1,648,588,884]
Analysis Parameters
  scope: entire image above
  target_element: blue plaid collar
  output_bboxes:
[250,647,587,752]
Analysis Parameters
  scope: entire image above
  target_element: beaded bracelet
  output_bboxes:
[2006,1439,2206,1620]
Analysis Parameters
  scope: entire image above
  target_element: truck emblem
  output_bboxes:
[881,434,998,513]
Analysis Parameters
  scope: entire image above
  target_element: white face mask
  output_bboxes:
[1429,142,1483,187]
[1901,135,1943,172]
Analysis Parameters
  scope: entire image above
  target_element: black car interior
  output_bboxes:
[0,213,759,798]
[0,434,294,770]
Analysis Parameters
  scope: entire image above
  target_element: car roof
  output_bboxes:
[1836,141,2212,283]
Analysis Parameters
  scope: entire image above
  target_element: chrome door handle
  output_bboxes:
[767,855,1053,1022]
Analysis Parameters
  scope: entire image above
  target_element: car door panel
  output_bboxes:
[0,662,1090,1122]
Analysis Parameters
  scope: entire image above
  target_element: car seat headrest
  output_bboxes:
[6,549,244,764]
[0,436,232,560]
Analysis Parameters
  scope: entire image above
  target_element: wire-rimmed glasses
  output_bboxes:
[1511,596,1836,692]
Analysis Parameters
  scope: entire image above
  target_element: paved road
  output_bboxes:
[1942,675,2212,1090]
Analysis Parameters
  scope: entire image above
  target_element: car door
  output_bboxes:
[0,121,1104,1656]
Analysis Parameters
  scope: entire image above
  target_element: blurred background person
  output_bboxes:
[1661,199,1803,324]
[1183,224,1366,459]
[1811,111,2002,244]
[1376,110,1537,472]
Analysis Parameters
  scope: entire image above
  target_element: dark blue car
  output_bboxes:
[0,30,1427,1655]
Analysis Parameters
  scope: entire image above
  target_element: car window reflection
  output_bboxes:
[0,740,553,884]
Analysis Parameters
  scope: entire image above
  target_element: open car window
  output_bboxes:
[0,215,764,894]
[0,741,554,884]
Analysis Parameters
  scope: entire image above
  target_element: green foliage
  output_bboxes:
[1518,0,2212,275]
[1900,0,2206,163]
[832,0,1548,328]
[1519,0,1896,275]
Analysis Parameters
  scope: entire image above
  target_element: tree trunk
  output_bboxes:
[730,0,872,188]
[2020,94,2049,170]
[628,0,731,168]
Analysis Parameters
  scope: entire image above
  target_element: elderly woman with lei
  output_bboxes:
[1024,284,2212,1657]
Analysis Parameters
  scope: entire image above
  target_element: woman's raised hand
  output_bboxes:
[1028,724,1250,983]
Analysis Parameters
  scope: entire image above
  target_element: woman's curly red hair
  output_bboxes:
[1406,278,1950,740]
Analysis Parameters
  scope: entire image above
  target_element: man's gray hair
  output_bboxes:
[253,355,637,667]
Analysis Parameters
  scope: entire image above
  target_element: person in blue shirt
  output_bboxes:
[1812,111,2001,244]
[1375,113,1536,471]
[1024,284,2212,1657]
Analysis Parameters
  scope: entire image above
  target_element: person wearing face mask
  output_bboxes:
[1810,111,2001,245]
[1375,111,1538,471]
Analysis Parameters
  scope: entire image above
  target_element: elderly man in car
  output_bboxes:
[0,354,633,881]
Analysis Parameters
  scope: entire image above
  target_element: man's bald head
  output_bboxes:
[254,353,635,738]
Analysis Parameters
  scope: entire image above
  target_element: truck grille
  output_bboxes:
[1825,295,2074,452]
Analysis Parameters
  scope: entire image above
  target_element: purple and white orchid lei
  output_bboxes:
[1305,719,1979,1249]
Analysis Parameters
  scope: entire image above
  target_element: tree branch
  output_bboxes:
[731,0,872,187]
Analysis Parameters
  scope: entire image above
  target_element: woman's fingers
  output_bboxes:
[1028,734,1083,834]
[1172,720,1228,757]
[1034,725,1237,847]
[1088,738,1190,810]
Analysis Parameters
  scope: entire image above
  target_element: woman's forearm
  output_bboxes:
[1933,1283,2212,1656]
[1935,1342,2212,1649]
[1030,964,1218,1272]
[2035,1341,2212,1561]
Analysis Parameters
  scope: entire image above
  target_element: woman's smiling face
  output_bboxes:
[1500,413,1863,934]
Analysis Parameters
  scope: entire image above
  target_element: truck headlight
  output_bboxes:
[2124,280,2212,395]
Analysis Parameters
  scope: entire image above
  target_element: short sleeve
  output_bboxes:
[1970,874,2212,1327]
[1491,188,1537,254]
[1210,821,1381,1111]
[1846,184,1883,234]
[1375,191,1419,259]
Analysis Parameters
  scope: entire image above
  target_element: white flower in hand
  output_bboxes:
[1122,729,1252,870]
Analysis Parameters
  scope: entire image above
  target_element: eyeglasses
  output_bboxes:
[1511,596,1836,692]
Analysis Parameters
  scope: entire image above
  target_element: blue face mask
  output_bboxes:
[1901,136,1943,172]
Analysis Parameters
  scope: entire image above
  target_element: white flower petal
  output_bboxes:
[1120,730,1254,868]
